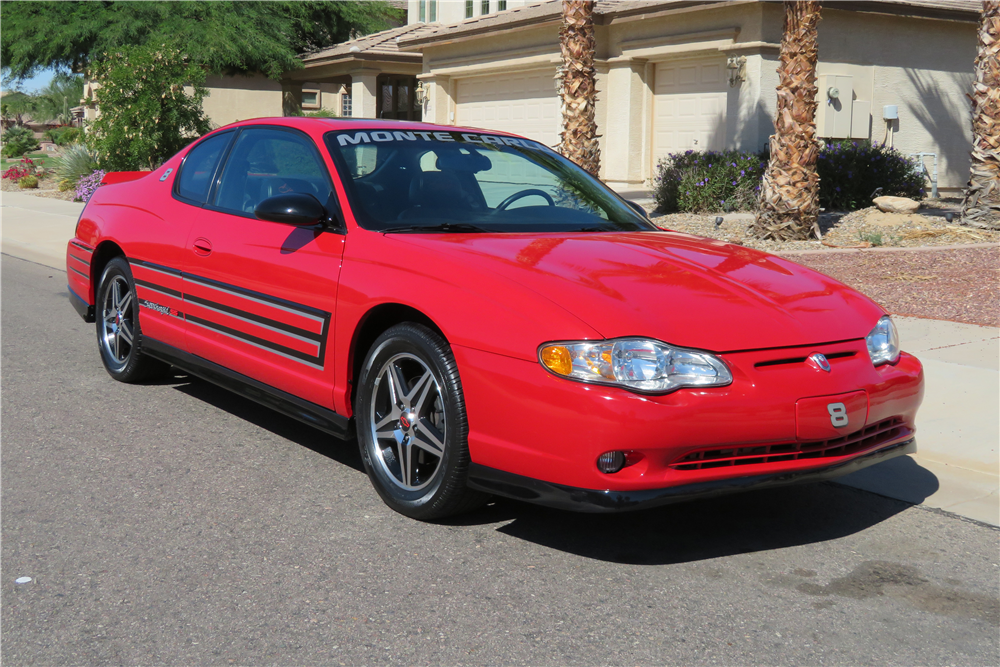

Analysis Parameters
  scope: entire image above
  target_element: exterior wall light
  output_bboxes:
[726,55,747,87]
[415,81,426,105]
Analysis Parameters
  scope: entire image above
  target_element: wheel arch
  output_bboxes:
[89,240,126,299]
[348,303,447,408]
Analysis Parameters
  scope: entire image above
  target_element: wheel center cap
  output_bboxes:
[399,413,414,430]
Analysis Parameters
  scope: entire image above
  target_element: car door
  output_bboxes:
[182,126,345,409]
[130,130,235,351]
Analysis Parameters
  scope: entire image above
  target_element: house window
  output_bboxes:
[498,0,506,10]
[466,1,473,18]
[419,0,425,22]
[429,0,436,22]
[482,1,490,15]
[301,84,320,110]
[341,90,352,117]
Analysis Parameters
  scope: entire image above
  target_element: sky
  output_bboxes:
[2,67,59,94]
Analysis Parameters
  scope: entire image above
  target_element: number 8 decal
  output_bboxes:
[827,402,849,427]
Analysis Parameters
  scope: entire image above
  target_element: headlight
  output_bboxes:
[866,315,900,365]
[538,338,732,394]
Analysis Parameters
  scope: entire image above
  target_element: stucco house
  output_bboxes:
[203,0,982,195]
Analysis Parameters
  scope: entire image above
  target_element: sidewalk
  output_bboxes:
[3,190,998,525]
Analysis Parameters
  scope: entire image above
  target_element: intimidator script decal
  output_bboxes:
[336,131,541,149]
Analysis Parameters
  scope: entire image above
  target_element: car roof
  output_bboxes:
[215,116,523,139]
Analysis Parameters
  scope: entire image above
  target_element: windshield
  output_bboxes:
[324,129,654,233]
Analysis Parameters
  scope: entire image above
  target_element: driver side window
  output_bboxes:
[213,128,332,216]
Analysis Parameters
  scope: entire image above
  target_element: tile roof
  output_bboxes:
[398,0,979,49]
[302,23,440,63]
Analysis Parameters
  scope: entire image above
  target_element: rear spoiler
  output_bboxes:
[101,171,151,185]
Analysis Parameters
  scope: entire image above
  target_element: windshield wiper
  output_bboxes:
[380,222,492,234]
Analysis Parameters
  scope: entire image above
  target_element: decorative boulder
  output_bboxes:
[873,196,920,214]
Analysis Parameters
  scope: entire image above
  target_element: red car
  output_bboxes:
[67,118,923,520]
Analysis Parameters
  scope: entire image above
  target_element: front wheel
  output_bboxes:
[355,323,488,520]
[96,257,169,383]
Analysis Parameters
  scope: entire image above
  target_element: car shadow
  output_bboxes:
[453,481,922,565]
[164,371,366,474]
[157,372,935,566]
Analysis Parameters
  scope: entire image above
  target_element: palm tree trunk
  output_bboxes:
[558,0,600,177]
[751,1,822,241]
[960,0,1000,230]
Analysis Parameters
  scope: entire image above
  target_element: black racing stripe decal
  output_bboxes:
[69,265,89,279]
[184,272,327,321]
[130,258,182,277]
[69,253,91,268]
[186,313,323,367]
[134,278,183,299]
[184,292,323,343]
[71,241,94,254]
[128,257,330,369]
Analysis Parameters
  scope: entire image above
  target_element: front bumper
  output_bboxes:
[468,437,916,513]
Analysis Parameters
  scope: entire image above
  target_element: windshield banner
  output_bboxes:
[335,130,542,149]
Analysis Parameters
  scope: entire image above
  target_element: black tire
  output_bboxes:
[95,257,169,383]
[355,323,488,520]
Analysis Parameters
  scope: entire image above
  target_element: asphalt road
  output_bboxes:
[3,254,998,666]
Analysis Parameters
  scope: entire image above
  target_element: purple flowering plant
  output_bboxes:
[75,169,106,202]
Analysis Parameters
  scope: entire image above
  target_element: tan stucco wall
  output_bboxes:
[409,3,978,194]
[407,0,533,26]
[203,74,283,127]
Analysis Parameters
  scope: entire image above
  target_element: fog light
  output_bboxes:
[597,451,626,474]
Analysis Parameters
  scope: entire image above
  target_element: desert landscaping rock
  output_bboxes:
[874,195,921,214]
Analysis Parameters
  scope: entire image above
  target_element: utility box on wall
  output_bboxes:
[816,74,854,139]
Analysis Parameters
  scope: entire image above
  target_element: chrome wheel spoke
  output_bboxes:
[412,419,444,455]
[118,290,133,316]
[374,412,398,433]
[386,364,407,409]
[397,439,413,487]
[410,371,435,415]
[119,321,134,346]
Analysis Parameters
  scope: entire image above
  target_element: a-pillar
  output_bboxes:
[599,57,650,191]
[350,70,380,118]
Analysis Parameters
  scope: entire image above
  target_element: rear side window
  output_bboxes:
[213,128,332,215]
[176,132,232,203]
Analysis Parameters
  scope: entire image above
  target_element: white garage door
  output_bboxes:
[653,57,728,162]
[455,69,560,148]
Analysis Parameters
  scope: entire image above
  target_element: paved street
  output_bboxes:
[3,254,998,665]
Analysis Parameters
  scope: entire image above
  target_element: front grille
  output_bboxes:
[754,350,856,368]
[670,417,907,471]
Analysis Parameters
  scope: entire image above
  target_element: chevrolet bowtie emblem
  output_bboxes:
[808,352,832,372]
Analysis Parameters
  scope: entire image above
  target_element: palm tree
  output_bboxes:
[960,0,999,230]
[34,73,85,125]
[751,1,822,241]
[558,0,600,177]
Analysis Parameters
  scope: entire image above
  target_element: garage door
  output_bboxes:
[455,69,560,148]
[653,57,728,162]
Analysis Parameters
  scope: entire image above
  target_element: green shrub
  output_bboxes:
[653,149,767,213]
[87,44,211,170]
[18,175,38,189]
[58,178,75,191]
[817,140,925,210]
[44,126,82,146]
[54,143,99,185]
[1,126,41,158]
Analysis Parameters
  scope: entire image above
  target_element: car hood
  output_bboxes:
[395,231,884,352]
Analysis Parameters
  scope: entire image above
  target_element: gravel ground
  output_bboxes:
[1,177,77,201]
[652,201,1000,253]
[788,246,1000,327]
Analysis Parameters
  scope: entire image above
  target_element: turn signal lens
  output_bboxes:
[540,345,573,376]
[538,338,732,394]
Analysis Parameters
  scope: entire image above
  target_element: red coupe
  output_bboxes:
[67,118,924,519]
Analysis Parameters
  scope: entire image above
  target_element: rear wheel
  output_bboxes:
[96,257,169,382]
[356,323,487,520]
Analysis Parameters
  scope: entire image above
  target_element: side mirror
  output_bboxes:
[625,200,649,219]
[255,193,325,226]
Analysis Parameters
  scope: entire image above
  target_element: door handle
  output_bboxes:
[193,238,213,256]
